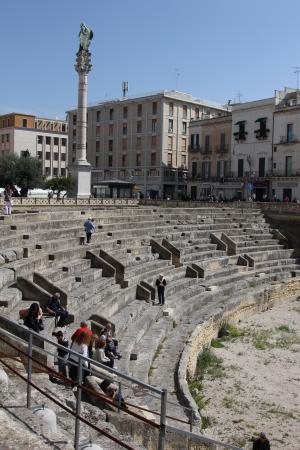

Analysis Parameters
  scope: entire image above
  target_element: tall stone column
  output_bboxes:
[69,24,93,198]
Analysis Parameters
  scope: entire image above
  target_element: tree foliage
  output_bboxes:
[0,153,44,195]
[43,176,75,198]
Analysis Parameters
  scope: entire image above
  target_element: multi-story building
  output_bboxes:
[0,113,68,178]
[231,98,274,200]
[67,90,226,199]
[271,88,300,201]
[187,113,235,200]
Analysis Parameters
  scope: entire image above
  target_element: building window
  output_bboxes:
[167,153,173,166]
[255,117,269,139]
[151,152,156,166]
[61,153,66,161]
[168,119,173,133]
[217,160,224,179]
[234,121,247,141]
[46,136,51,145]
[61,168,66,176]
[122,123,127,136]
[182,122,187,135]
[61,138,66,146]
[204,135,210,151]
[122,138,127,150]
[72,115,77,126]
[122,154,126,166]
[53,168,58,176]
[181,154,186,167]
[96,126,100,137]
[108,139,113,151]
[37,151,43,160]
[22,118,28,128]
[123,107,128,119]
[168,136,173,149]
[136,137,142,149]
[181,138,186,151]
[108,155,113,167]
[96,140,100,152]
[1,135,4,143]
[54,137,59,146]
[151,135,157,148]
[72,129,76,137]
[137,104,142,117]
[54,152,59,161]
[202,161,211,180]
[238,159,244,178]
[182,105,187,119]
[62,124,66,132]
[137,121,142,134]
[37,135,43,145]
[152,119,157,133]
[72,143,76,151]
[95,156,99,166]
[46,152,51,160]
[192,161,197,178]
[286,156,292,176]
[287,123,294,142]
[220,133,226,149]
[136,153,141,166]
[45,167,51,176]
[109,124,114,136]
[109,109,114,120]
[258,157,265,177]
[195,108,200,119]
[96,110,101,122]
[169,102,174,116]
[152,102,157,115]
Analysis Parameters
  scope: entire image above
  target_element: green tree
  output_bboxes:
[15,155,44,197]
[0,153,18,186]
[43,176,75,198]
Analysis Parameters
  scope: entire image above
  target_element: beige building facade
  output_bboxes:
[188,113,236,200]
[0,113,68,178]
[67,90,226,199]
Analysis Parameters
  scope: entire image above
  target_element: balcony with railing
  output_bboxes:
[200,146,212,155]
[188,144,201,153]
[215,145,229,154]
[278,135,298,144]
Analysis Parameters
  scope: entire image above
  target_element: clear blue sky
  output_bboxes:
[1,0,300,118]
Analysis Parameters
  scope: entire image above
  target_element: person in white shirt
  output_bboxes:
[95,338,114,368]
[68,331,91,382]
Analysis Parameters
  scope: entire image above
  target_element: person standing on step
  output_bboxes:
[156,274,167,305]
[3,184,13,215]
[252,432,271,450]
[84,217,95,245]
[52,330,69,377]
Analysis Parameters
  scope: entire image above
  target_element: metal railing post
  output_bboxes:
[26,333,33,408]
[74,357,83,450]
[118,381,122,413]
[158,388,167,450]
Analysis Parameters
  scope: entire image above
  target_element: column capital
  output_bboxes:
[75,50,92,75]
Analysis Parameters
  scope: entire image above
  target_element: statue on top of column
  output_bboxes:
[78,23,93,53]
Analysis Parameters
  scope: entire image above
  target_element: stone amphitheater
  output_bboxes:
[0,203,299,450]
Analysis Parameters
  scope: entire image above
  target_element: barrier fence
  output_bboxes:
[0,319,243,450]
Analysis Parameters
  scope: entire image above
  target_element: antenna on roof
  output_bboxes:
[122,81,129,98]
[292,66,300,90]
[174,68,180,90]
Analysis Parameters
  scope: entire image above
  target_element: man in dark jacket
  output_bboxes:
[155,274,167,305]
[47,292,69,327]
[253,432,271,450]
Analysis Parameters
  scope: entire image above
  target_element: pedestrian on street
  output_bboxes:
[3,184,13,215]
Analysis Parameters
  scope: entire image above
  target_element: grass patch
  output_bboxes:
[266,406,297,419]
[222,395,234,409]
[211,338,225,348]
[277,324,292,333]
[201,416,212,429]
[252,329,273,350]
[154,343,163,359]
[172,320,177,329]
[218,324,247,341]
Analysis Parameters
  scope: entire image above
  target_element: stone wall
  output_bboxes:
[177,279,300,424]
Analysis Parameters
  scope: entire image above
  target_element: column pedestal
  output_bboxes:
[69,163,91,198]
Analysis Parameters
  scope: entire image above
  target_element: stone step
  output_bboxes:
[43,258,92,282]
[182,249,226,264]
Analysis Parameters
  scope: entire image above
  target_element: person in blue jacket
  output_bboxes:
[84,217,95,244]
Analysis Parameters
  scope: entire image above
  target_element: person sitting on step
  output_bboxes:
[95,337,115,368]
[23,302,44,333]
[46,292,69,327]
[105,335,122,360]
